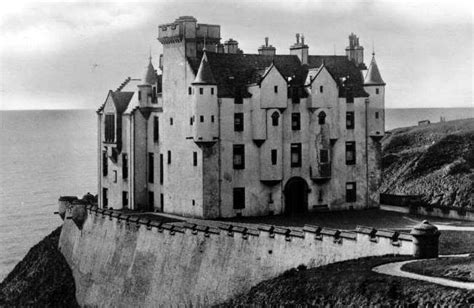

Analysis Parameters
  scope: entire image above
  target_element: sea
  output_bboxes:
[0,107,473,280]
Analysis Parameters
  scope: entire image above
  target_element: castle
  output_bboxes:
[97,16,386,218]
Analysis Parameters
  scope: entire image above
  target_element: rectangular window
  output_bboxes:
[159,154,163,184]
[148,153,154,183]
[346,112,355,129]
[199,88,203,95]
[200,115,204,122]
[346,182,356,202]
[320,85,324,93]
[346,142,356,165]
[320,149,329,163]
[193,151,198,166]
[274,85,278,93]
[102,151,108,176]
[122,191,128,207]
[211,115,215,123]
[271,149,277,165]
[188,87,192,95]
[160,193,164,211]
[234,113,244,132]
[167,150,171,164]
[113,170,117,183]
[104,114,115,143]
[190,117,193,125]
[122,153,128,179]
[102,188,108,208]
[291,113,301,131]
[375,88,380,95]
[233,144,245,169]
[138,91,142,101]
[233,188,245,209]
[291,143,302,167]
[375,112,379,119]
[153,116,159,142]
[211,88,214,95]
[170,118,173,126]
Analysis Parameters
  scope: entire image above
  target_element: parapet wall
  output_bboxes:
[59,204,413,306]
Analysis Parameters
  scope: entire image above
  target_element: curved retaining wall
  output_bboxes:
[59,205,413,306]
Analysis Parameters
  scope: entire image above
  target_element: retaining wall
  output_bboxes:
[59,205,413,306]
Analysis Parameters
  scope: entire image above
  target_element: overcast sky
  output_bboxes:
[0,0,472,110]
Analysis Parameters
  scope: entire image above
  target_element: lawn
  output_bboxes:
[401,256,474,283]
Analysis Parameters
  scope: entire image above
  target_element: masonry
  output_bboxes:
[59,202,414,306]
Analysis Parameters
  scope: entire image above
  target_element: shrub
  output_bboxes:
[297,264,307,271]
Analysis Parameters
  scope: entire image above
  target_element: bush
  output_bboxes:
[297,264,307,271]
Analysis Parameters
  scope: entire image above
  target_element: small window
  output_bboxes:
[271,111,279,126]
[122,191,128,207]
[148,153,154,183]
[318,190,323,202]
[318,111,326,125]
[211,88,214,95]
[188,87,192,95]
[346,182,356,202]
[138,91,142,100]
[159,154,163,184]
[211,115,215,123]
[170,118,173,126]
[190,117,193,125]
[122,153,128,179]
[104,114,115,143]
[291,113,301,131]
[234,113,244,132]
[320,85,324,93]
[233,188,245,209]
[153,116,159,142]
[375,88,380,95]
[193,151,197,166]
[233,144,245,169]
[199,88,203,95]
[167,150,171,164]
[271,149,277,165]
[113,170,117,183]
[346,142,356,165]
[102,151,108,176]
[102,188,108,208]
[274,85,278,93]
[160,193,164,211]
[346,112,355,129]
[200,115,204,122]
[192,199,195,206]
[291,143,302,167]
[375,112,379,119]
[320,149,329,163]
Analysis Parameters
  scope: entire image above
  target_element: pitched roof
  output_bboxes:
[187,52,368,98]
[364,54,385,86]
[142,57,158,85]
[97,90,134,113]
[192,53,217,85]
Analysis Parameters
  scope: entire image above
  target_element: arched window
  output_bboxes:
[318,111,326,125]
[271,111,280,126]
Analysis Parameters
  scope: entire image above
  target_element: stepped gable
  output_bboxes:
[187,52,368,99]
[307,55,369,97]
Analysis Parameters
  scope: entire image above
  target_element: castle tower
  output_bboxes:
[345,33,364,67]
[137,56,157,107]
[364,52,385,137]
[191,52,218,144]
[290,33,308,65]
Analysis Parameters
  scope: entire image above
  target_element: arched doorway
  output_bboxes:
[284,177,309,215]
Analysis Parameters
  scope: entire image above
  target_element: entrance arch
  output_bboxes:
[284,177,309,215]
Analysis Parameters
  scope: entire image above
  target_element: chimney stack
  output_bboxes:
[224,38,240,54]
[290,33,308,65]
[258,37,276,56]
[345,33,364,67]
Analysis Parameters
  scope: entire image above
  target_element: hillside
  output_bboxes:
[380,118,474,208]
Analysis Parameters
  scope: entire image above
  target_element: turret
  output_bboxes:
[290,33,308,65]
[345,33,364,67]
[138,56,157,107]
[258,37,276,56]
[192,53,218,144]
[364,52,386,138]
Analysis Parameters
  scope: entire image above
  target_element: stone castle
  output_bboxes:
[97,16,386,218]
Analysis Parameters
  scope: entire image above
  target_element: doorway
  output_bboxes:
[284,177,309,215]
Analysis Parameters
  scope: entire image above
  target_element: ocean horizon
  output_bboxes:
[0,107,473,280]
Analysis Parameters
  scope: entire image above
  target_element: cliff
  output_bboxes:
[380,118,474,208]
[0,227,79,307]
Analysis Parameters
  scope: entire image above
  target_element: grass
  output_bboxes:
[220,255,474,306]
[439,231,474,255]
[401,257,474,283]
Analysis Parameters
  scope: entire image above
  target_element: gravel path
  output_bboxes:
[372,258,474,290]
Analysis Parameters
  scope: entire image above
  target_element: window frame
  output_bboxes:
[122,153,128,179]
[271,111,279,126]
[318,111,326,125]
[290,143,302,167]
[122,191,129,207]
[346,111,355,129]
[153,116,159,142]
[346,182,357,202]
[148,153,154,183]
[345,141,356,165]
[193,151,198,166]
[233,144,245,169]
[291,113,301,131]
[234,113,244,132]
[271,149,277,165]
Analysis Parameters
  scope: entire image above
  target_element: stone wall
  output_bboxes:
[59,205,413,306]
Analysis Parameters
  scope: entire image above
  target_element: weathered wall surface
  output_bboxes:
[59,206,413,307]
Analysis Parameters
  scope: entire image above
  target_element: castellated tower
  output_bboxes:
[345,33,364,67]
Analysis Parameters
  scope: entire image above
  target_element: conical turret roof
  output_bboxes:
[364,54,385,86]
[142,56,157,85]
[192,53,216,85]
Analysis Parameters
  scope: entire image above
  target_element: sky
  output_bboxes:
[0,0,472,110]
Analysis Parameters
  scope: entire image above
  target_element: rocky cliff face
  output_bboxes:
[380,119,474,208]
